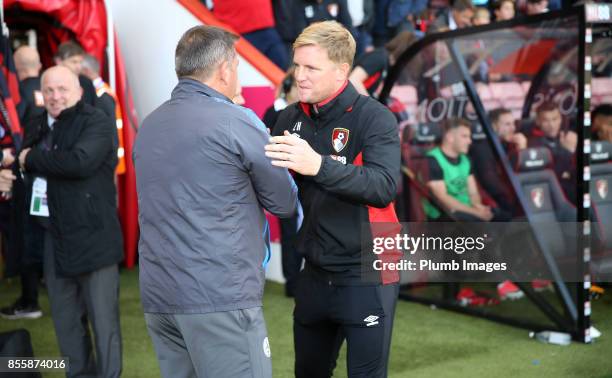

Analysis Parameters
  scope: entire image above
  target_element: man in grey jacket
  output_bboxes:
[134,25,298,378]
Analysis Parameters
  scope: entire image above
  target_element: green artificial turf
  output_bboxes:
[1,269,611,377]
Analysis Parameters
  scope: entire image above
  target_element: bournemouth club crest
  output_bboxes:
[332,128,350,153]
[596,179,608,200]
[531,187,544,208]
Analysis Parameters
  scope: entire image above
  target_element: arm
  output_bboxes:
[427,179,478,215]
[349,67,371,96]
[312,108,400,208]
[267,106,400,208]
[96,93,117,120]
[24,111,115,179]
[467,174,483,207]
[0,169,15,193]
[231,110,298,218]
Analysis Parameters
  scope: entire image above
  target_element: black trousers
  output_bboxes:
[293,271,399,378]
[280,215,302,296]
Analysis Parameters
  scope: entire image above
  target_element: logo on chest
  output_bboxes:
[332,128,350,153]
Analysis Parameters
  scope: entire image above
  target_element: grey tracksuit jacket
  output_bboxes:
[134,79,298,313]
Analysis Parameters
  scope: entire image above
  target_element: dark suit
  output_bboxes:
[22,101,123,377]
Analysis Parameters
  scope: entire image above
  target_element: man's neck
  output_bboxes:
[20,71,40,80]
[314,80,348,107]
[441,144,459,159]
[201,77,231,100]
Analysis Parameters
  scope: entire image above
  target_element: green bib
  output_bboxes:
[423,147,471,219]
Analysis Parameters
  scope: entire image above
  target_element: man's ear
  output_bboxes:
[54,57,61,66]
[218,60,230,86]
[337,62,351,81]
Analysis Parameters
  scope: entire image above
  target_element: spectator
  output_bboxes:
[0,45,43,321]
[347,0,375,55]
[528,101,576,203]
[81,53,126,176]
[526,0,548,15]
[349,31,416,96]
[276,0,356,54]
[14,46,44,121]
[472,7,491,25]
[491,108,527,151]
[80,54,117,120]
[212,0,289,69]
[263,68,298,133]
[424,118,510,221]
[262,68,302,298]
[493,0,516,21]
[18,65,123,377]
[371,0,427,46]
[134,26,297,378]
[592,103,612,143]
[471,108,525,214]
[428,0,475,33]
[54,41,114,118]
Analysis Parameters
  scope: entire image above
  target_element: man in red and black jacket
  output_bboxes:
[267,21,400,378]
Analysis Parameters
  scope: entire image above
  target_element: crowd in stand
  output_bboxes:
[205,0,562,70]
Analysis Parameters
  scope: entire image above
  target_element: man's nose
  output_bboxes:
[294,67,305,82]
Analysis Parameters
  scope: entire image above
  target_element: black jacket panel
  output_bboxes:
[273,83,400,282]
[23,101,123,276]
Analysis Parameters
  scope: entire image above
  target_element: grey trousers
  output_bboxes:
[145,307,272,378]
[43,231,122,378]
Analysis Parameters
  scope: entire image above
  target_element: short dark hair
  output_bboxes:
[442,118,471,136]
[175,25,239,80]
[489,107,512,125]
[492,0,514,11]
[55,41,85,61]
[592,104,612,120]
[81,53,100,75]
[536,100,560,115]
[452,0,476,12]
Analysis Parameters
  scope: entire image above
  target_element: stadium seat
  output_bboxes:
[489,82,525,101]
[514,147,577,257]
[401,123,443,221]
[390,85,418,117]
[468,122,500,208]
[590,141,612,280]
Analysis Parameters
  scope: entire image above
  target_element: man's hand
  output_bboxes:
[597,126,612,143]
[509,133,527,150]
[559,130,577,153]
[0,169,16,193]
[2,148,15,167]
[473,203,494,221]
[265,131,323,176]
[18,148,31,170]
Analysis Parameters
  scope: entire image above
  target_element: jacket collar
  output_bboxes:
[299,81,360,122]
[54,100,85,123]
[172,78,232,103]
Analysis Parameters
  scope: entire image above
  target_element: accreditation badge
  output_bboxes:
[30,177,49,217]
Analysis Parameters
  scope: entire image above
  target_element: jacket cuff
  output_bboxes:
[313,155,330,183]
[24,149,40,173]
